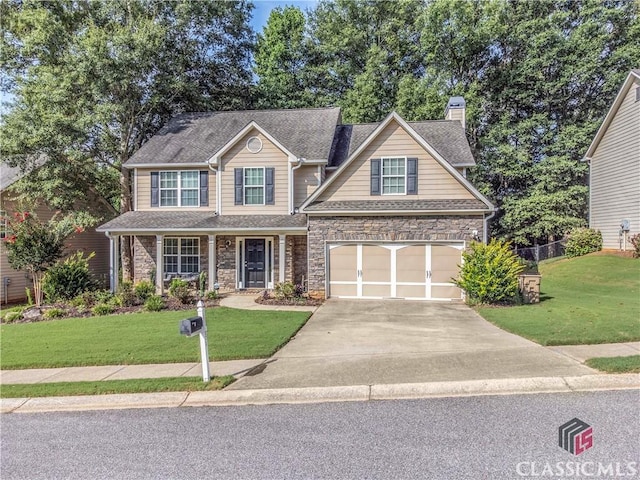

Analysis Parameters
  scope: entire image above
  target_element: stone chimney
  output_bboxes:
[444,96,466,130]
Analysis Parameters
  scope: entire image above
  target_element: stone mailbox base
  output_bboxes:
[519,274,541,304]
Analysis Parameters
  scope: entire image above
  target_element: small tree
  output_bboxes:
[2,210,97,307]
[454,239,524,305]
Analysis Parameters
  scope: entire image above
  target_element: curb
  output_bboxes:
[1,374,638,414]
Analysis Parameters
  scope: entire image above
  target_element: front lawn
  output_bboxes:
[0,376,234,398]
[0,307,310,369]
[478,255,640,345]
[585,355,640,374]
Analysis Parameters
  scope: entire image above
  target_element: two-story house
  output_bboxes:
[97,99,495,300]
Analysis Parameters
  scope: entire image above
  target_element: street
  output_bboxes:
[2,390,639,479]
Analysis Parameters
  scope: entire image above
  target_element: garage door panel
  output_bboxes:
[431,245,461,284]
[329,245,357,282]
[362,284,391,297]
[432,285,462,300]
[330,283,357,297]
[396,246,426,283]
[396,284,426,298]
[361,245,390,282]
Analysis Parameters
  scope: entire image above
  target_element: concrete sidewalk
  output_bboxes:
[219,294,318,312]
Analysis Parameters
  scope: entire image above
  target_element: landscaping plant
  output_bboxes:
[134,280,155,301]
[144,295,165,312]
[169,278,192,304]
[454,240,524,305]
[630,234,640,258]
[564,227,602,258]
[42,252,96,302]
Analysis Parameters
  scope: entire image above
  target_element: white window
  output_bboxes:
[160,171,199,207]
[382,157,406,195]
[244,167,265,205]
[0,210,6,239]
[163,238,200,275]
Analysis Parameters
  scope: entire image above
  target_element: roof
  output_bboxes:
[97,211,307,233]
[584,70,640,159]
[0,156,47,190]
[328,120,475,168]
[304,199,490,213]
[125,108,342,167]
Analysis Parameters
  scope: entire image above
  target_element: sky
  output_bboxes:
[251,0,319,33]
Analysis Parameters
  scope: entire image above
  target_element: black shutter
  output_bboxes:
[370,158,381,196]
[151,171,159,207]
[407,158,418,195]
[265,167,275,205]
[199,171,209,206]
[234,168,244,205]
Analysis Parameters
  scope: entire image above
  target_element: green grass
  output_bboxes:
[0,307,310,369]
[478,255,640,346]
[0,376,234,398]
[585,355,640,374]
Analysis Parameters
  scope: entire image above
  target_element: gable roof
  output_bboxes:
[0,156,47,191]
[584,70,640,159]
[302,111,494,211]
[124,107,342,167]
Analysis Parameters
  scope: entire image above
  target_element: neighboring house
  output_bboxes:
[583,70,640,250]
[97,98,495,301]
[0,163,113,304]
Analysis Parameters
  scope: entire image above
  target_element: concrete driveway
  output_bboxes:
[228,299,594,390]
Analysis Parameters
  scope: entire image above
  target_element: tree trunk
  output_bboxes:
[119,168,134,283]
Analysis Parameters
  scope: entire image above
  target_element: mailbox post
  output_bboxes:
[179,300,210,382]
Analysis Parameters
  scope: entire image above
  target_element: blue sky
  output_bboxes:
[251,0,318,32]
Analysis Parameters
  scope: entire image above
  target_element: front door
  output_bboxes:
[244,239,266,288]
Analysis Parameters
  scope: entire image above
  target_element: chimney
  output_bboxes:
[445,96,466,130]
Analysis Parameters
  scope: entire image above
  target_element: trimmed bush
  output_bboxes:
[134,280,155,301]
[144,295,165,312]
[169,278,192,304]
[630,234,640,259]
[565,228,602,258]
[454,240,524,305]
[274,281,295,299]
[42,252,96,302]
[92,303,114,316]
[43,307,66,319]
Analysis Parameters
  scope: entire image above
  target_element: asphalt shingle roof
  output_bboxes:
[304,199,489,212]
[97,211,307,232]
[125,108,342,167]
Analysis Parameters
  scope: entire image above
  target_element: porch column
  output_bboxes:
[279,234,286,283]
[156,235,164,295]
[208,234,216,291]
[109,234,120,293]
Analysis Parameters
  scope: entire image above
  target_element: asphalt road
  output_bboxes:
[2,390,639,480]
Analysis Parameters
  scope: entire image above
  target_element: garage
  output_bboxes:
[327,243,463,300]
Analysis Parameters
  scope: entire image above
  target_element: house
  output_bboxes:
[97,98,495,300]
[0,163,113,304]
[583,70,640,250]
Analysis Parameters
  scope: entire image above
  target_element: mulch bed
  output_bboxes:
[255,295,323,307]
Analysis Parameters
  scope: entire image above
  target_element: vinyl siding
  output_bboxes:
[590,83,640,250]
[220,129,290,215]
[318,120,475,202]
[136,168,217,211]
[294,165,321,207]
[0,196,110,303]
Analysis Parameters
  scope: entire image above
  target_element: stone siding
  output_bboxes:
[216,235,236,290]
[307,215,484,294]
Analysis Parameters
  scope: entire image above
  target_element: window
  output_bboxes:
[163,238,200,275]
[244,167,265,205]
[159,171,199,207]
[382,157,406,195]
[0,210,6,239]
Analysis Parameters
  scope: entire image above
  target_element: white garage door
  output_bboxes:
[328,243,463,300]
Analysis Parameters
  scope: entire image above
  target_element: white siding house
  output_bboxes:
[584,70,640,250]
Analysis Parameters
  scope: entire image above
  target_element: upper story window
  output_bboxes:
[150,170,208,208]
[244,167,265,205]
[370,157,418,196]
[234,167,275,206]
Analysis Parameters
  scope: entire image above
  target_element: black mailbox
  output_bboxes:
[180,316,203,336]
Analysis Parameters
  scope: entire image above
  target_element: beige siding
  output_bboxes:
[135,168,217,211]
[220,129,290,215]
[590,83,640,249]
[318,120,475,201]
[294,165,321,207]
[0,195,111,304]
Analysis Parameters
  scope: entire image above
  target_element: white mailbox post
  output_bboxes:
[179,300,211,382]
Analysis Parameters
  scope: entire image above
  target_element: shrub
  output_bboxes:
[454,240,524,305]
[43,307,66,319]
[118,281,138,307]
[3,311,23,323]
[274,281,300,299]
[92,303,114,316]
[198,271,207,296]
[94,289,115,304]
[134,280,155,301]
[565,228,602,258]
[71,291,97,308]
[630,234,640,259]
[42,252,96,303]
[144,295,165,312]
[204,290,219,301]
[169,278,192,304]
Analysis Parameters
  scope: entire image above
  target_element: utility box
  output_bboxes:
[518,274,541,304]
[180,316,203,337]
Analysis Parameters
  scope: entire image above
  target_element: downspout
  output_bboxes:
[483,210,496,244]
[290,157,305,214]
[208,160,219,215]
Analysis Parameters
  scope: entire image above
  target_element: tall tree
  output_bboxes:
[0,0,254,278]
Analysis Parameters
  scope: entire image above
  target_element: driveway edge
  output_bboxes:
[2,374,638,414]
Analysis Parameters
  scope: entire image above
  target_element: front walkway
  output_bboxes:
[219,293,319,312]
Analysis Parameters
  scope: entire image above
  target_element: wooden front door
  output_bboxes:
[244,239,266,288]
